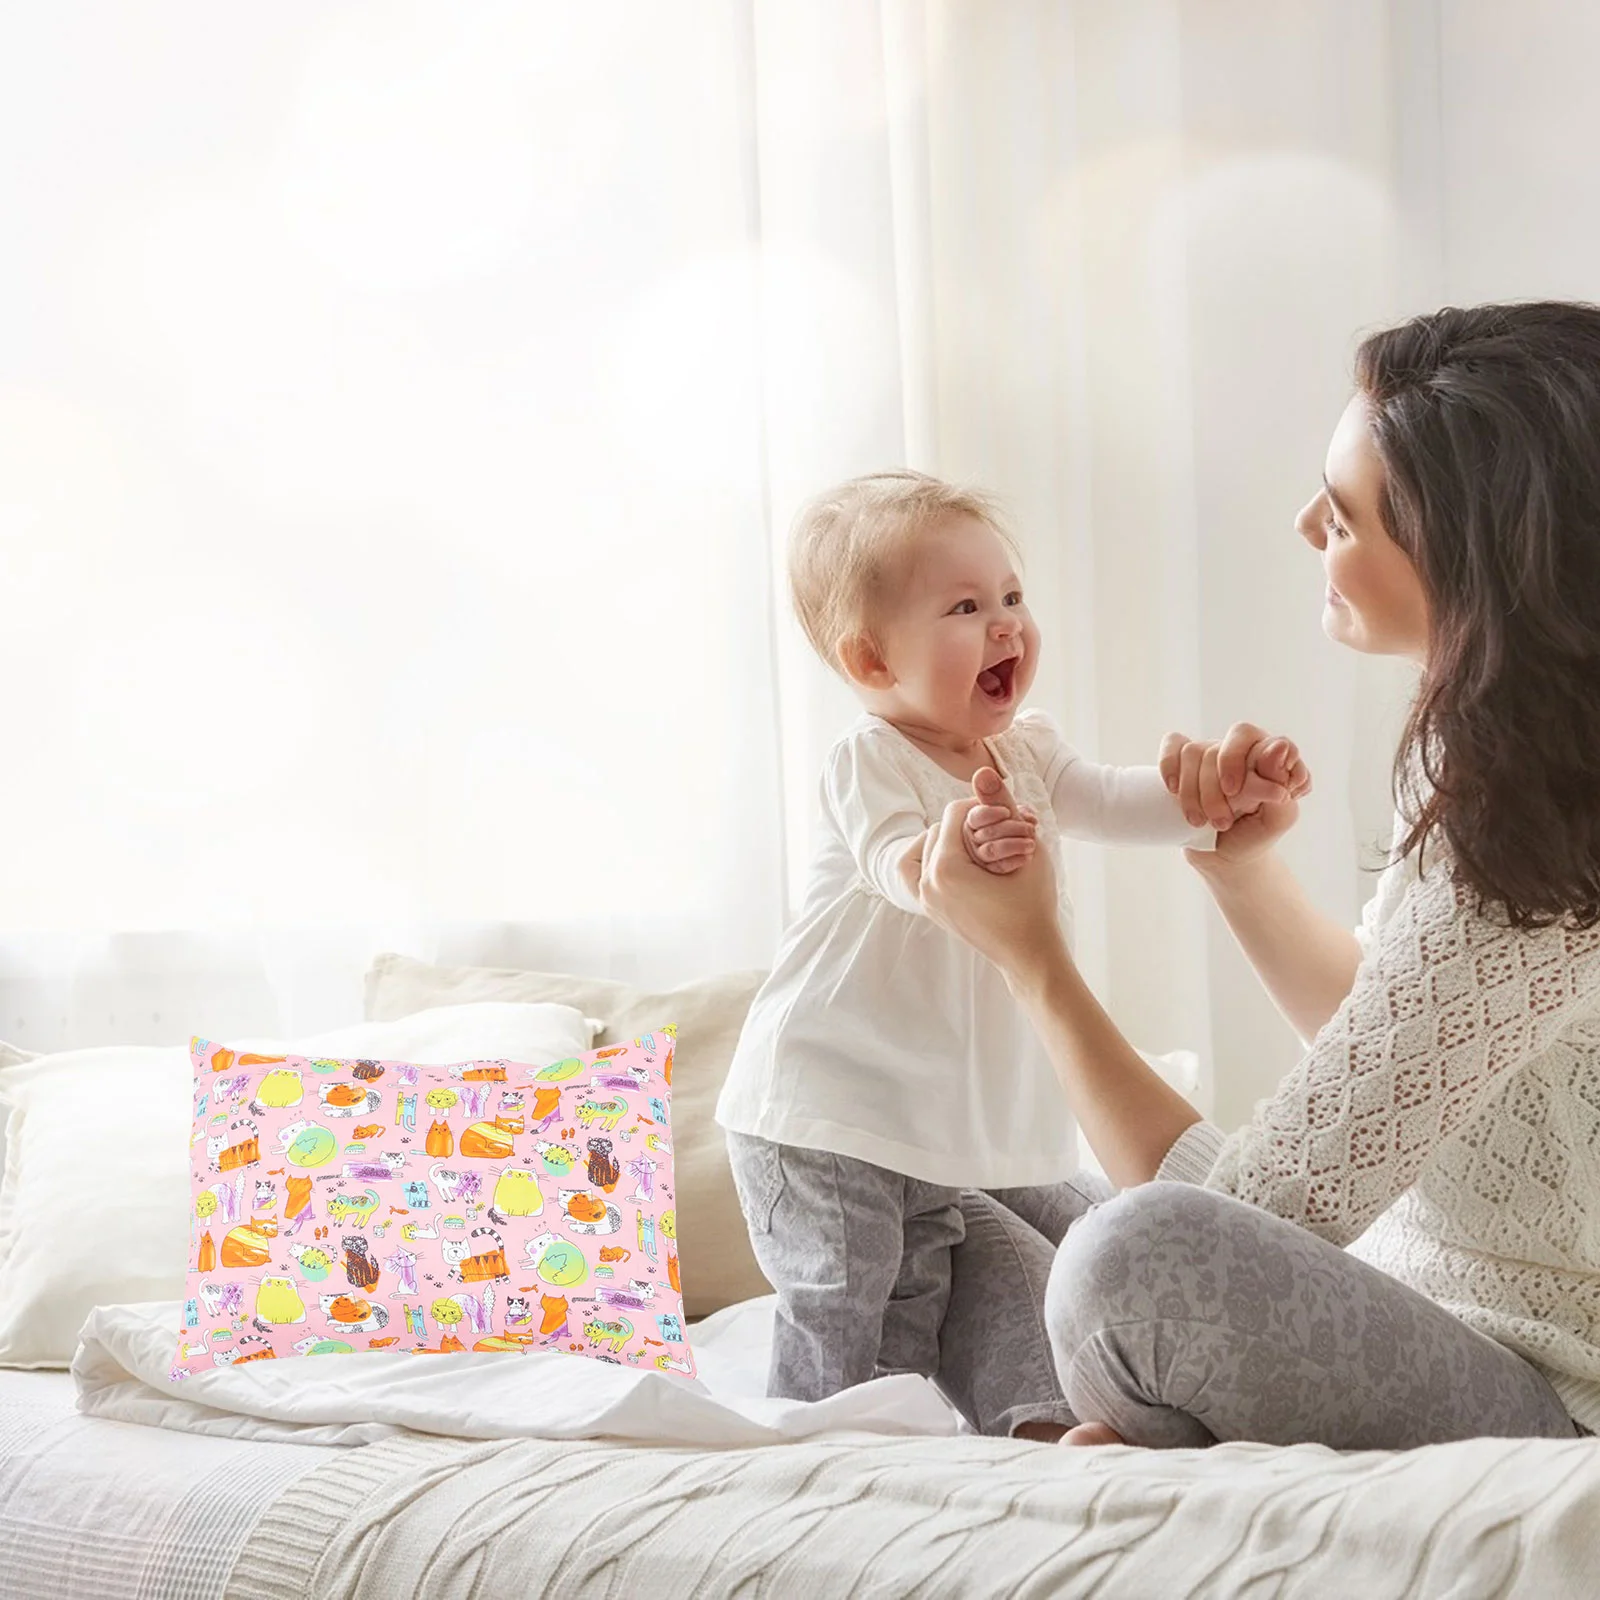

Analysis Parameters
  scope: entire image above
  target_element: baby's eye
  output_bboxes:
[1003,590,1023,607]
[949,599,978,615]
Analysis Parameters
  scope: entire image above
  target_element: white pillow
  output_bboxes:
[0,1040,35,1185]
[0,1003,594,1368]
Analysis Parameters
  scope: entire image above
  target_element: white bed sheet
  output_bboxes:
[0,1368,330,1600]
[73,1295,960,1448]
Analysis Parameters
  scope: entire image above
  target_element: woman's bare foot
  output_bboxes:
[1013,1421,1069,1444]
[1062,1421,1127,1447]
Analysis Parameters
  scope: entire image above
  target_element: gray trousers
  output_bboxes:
[726,1130,1106,1411]
[941,1180,1586,1446]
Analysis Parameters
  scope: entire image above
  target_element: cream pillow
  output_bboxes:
[365,954,770,1318]
[0,1040,34,1183]
[0,1003,594,1368]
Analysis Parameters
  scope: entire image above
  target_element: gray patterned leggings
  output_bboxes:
[937,1180,1583,1447]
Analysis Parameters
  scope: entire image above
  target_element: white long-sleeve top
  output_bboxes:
[716,710,1208,1187]
[1158,816,1600,1433]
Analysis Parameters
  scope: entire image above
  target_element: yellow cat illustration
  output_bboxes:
[253,1275,306,1326]
[487,1168,542,1226]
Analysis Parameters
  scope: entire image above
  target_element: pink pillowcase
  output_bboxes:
[174,1031,695,1380]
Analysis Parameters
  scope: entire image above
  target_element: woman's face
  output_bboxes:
[1295,396,1430,660]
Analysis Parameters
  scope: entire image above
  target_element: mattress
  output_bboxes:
[0,1369,330,1600]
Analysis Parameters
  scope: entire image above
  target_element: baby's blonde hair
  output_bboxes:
[788,470,1016,674]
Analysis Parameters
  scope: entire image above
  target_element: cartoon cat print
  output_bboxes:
[440,1225,509,1284]
[175,1037,693,1378]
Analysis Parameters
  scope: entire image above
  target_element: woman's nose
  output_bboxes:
[1295,495,1326,550]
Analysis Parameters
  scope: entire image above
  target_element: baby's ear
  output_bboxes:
[836,631,893,689]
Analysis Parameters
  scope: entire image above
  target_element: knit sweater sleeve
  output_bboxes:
[1156,859,1600,1245]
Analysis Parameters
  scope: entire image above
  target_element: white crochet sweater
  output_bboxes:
[1158,833,1600,1433]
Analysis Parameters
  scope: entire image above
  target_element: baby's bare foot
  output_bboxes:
[1061,1421,1127,1447]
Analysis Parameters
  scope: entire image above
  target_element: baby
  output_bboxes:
[716,470,1307,1405]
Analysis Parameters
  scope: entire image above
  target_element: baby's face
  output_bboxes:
[872,514,1039,745]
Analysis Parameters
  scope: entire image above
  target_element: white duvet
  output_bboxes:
[72,1295,961,1448]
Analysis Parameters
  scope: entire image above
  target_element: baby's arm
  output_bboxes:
[824,733,935,913]
[1024,714,1301,846]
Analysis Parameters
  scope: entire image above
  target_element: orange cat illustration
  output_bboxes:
[564,1192,607,1225]
[323,1294,385,1327]
[539,1294,570,1338]
[284,1175,314,1236]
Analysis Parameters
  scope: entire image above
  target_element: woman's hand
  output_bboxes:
[900,770,1067,989]
[1158,723,1310,868]
[907,771,1205,1188]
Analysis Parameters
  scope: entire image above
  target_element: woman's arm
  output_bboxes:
[901,789,1202,1187]
[1190,851,1362,1046]
[908,776,1600,1242]
[1162,722,1358,1044]
[1009,943,1205,1188]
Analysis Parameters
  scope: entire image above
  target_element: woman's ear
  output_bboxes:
[837,631,894,689]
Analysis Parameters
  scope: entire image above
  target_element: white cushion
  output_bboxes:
[0,1040,35,1184]
[365,954,770,1317]
[0,1003,594,1368]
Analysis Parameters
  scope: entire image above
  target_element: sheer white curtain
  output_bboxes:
[0,2,786,1046]
[2,2,1432,1125]
[763,1,1422,1125]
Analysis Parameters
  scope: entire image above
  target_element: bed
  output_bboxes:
[5,1302,1600,1599]
[4,962,1600,1597]
[0,1369,325,1599]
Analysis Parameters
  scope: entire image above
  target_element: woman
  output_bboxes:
[910,302,1600,1449]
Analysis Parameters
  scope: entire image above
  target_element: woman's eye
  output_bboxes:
[1325,515,1348,541]
[950,599,978,615]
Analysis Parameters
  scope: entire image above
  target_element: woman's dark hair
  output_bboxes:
[1356,301,1600,928]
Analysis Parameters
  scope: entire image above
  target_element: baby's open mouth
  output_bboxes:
[977,655,1019,703]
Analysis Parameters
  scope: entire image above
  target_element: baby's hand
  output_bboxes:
[963,767,1039,875]
[1159,726,1313,832]
[1227,736,1313,820]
